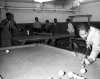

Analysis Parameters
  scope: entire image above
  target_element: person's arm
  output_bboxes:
[0,19,8,28]
[88,31,100,60]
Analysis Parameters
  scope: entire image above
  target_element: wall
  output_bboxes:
[2,1,100,23]
[0,1,4,7]
[79,1,100,21]
[0,1,6,22]
[8,9,71,23]
[6,2,72,23]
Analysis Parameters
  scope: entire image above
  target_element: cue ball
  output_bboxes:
[80,68,87,74]
[67,71,73,77]
[5,49,10,53]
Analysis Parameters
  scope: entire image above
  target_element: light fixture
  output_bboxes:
[79,0,85,3]
[34,0,53,3]
[74,0,80,6]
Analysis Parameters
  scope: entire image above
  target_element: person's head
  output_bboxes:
[54,18,57,23]
[6,12,14,21]
[45,20,49,24]
[66,18,71,23]
[35,17,39,22]
[78,23,90,40]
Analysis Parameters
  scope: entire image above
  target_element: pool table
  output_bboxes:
[0,44,100,79]
[12,32,70,45]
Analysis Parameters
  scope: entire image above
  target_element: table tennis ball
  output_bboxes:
[58,70,65,76]
[80,68,87,74]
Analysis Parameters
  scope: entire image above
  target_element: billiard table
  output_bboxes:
[12,33,71,45]
[0,44,100,79]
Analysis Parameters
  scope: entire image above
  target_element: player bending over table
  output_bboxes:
[78,23,100,65]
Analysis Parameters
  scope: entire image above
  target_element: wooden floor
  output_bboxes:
[0,44,100,79]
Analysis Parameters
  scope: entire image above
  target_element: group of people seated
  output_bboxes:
[0,12,75,47]
[32,16,75,36]
[0,12,100,65]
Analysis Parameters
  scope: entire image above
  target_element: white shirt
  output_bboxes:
[67,23,75,33]
[86,26,100,60]
[34,21,41,29]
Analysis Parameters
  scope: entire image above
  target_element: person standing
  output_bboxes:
[0,12,17,47]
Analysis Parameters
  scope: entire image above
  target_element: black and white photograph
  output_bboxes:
[0,0,100,79]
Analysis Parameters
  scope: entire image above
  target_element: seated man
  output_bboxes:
[44,19,51,33]
[78,23,100,65]
[33,17,42,32]
[66,18,75,36]
[65,18,75,50]
[52,18,60,34]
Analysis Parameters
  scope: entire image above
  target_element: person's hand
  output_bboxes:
[87,44,91,49]
[86,41,92,49]
[81,57,95,66]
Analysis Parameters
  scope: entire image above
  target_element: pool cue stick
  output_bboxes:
[81,45,92,67]
[84,47,89,58]
[84,44,92,58]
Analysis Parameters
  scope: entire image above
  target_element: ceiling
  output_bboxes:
[4,0,74,6]
[4,0,100,6]
[4,0,73,2]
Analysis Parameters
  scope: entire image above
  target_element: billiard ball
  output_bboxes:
[80,68,87,74]
[5,49,10,54]
[58,70,66,76]
[67,71,74,78]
